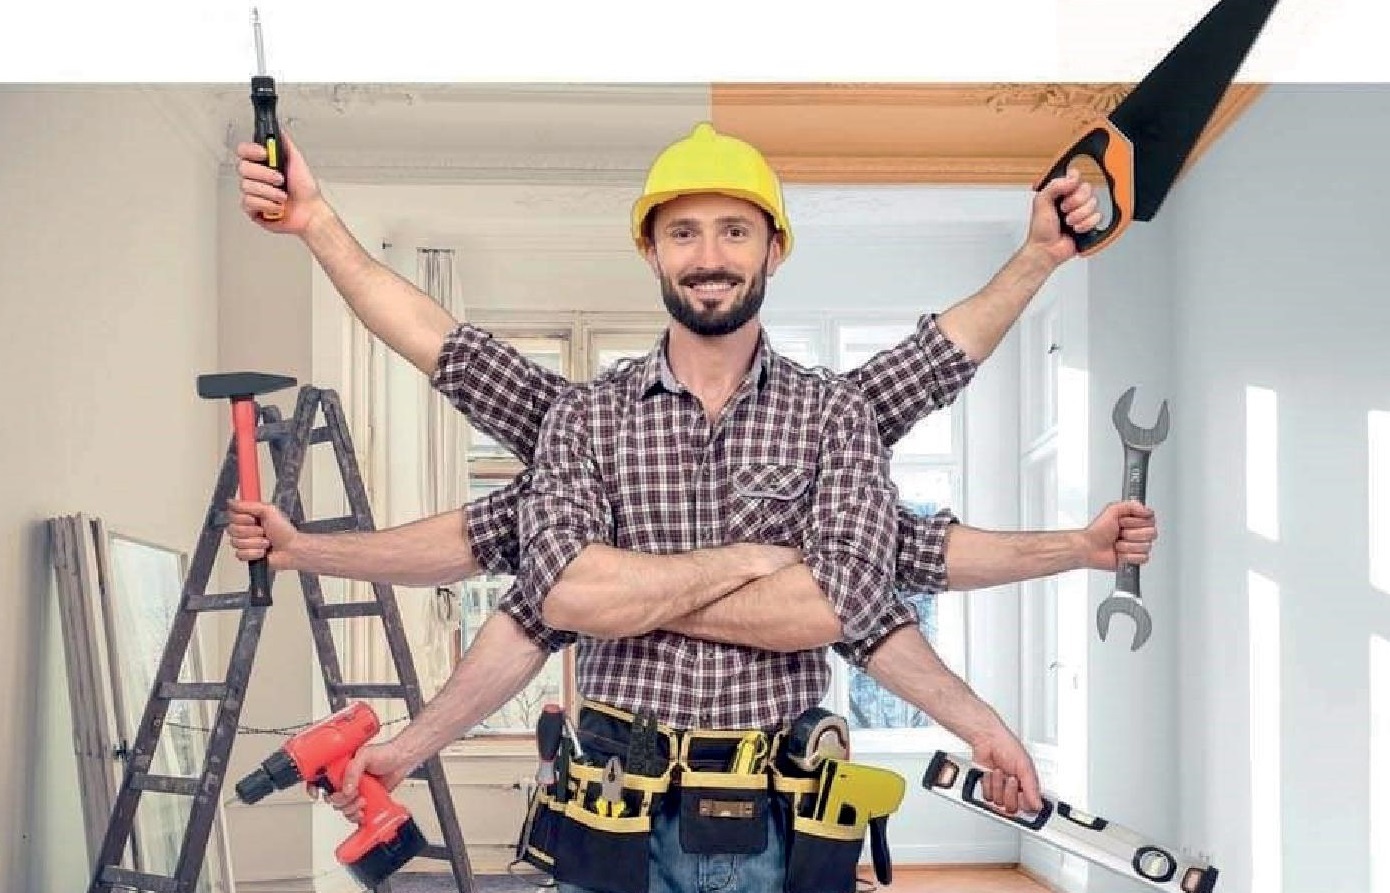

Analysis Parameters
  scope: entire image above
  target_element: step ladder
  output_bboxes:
[86,373,475,893]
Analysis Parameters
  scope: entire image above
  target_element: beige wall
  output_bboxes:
[0,87,222,891]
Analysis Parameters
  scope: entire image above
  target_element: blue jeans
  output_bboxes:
[557,800,788,893]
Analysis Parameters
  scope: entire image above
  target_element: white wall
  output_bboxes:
[0,88,221,892]
[1083,206,1182,891]
[1166,84,1390,893]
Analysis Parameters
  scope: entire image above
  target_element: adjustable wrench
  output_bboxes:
[1097,386,1169,651]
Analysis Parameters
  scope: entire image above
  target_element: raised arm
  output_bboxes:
[237,132,457,376]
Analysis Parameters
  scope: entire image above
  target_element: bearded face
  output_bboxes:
[644,193,784,339]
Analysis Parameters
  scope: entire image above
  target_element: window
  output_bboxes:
[765,317,968,744]
[453,312,665,735]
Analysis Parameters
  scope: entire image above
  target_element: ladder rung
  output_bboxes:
[100,866,181,893]
[310,425,332,443]
[132,773,200,796]
[314,602,384,620]
[186,592,249,612]
[332,684,405,699]
[159,682,228,701]
[257,419,294,440]
[418,843,451,861]
[409,766,432,781]
[298,516,360,534]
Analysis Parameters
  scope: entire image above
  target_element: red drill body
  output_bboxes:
[235,702,425,887]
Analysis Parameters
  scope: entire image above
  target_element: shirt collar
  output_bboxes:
[638,327,774,398]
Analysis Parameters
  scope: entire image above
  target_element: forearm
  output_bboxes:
[663,565,842,652]
[388,612,549,768]
[300,203,457,375]
[944,524,1086,591]
[541,543,762,638]
[935,244,1056,363]
[864,625,1006,747]
[284,509,478,586]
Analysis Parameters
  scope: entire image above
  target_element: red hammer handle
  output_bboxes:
[230,396,271,601]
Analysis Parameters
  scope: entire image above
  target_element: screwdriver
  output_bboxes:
[249,7,287,221]
[535,703,565,791]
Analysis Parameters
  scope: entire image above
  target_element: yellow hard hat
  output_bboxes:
[631,121,793,258]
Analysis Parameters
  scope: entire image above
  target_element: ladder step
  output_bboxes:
[418,843,452,861]
[100,866,181,893]
[314,602,384,620]
[297,516,360,534]
[332,684,405,699]
[186,592,250,612]
[159,682,228,701]
[132,773,200,796]
[257,421,330,443]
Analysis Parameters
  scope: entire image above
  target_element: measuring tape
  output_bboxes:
[922,751,1219,893]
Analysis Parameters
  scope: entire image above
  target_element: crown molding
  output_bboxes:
[712,83,1268,185]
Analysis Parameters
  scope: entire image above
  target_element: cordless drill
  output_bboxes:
[234,702,426,887]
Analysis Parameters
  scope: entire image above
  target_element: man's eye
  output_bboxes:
[727,226,749,239]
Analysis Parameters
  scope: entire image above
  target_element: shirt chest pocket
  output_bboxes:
[725,463,815,546]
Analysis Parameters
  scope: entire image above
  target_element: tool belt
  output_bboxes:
[515,699,904,893]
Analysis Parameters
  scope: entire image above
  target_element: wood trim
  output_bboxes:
[711,83,1267,186]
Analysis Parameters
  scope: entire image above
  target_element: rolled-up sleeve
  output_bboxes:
[800,382,902,653]
[847,313,978,448]
[462,472,526,576]
[894,505,959,595]
[431,323,571,464]
[499,387,611,652]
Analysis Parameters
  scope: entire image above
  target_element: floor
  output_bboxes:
[391,866,1051,892]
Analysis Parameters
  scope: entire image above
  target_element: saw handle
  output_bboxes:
[1037,119,1135,257]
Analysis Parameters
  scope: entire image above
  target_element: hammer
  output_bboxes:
[197,371,297,605]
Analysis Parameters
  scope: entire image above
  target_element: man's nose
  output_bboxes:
[694,234,724,268]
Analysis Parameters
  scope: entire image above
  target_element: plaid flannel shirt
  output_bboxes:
[499,332,905,729]
[432,314,977,596]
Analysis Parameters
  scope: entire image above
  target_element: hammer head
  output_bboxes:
[197,372,297,401]
[1111,385,1170,450]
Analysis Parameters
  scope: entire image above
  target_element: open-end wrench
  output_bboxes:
[1097,386,1169,650]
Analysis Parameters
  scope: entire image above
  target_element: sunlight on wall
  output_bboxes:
[1248,570,1282,893]
[1246,387,1279,541]
[1373,635,1389,893]
[1370,411,1390,594]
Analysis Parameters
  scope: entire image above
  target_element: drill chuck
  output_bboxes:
[235,748,302,803]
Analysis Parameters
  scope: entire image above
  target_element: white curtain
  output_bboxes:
[417,248,466,698]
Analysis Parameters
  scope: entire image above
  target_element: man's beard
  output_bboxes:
[660,265,768,338]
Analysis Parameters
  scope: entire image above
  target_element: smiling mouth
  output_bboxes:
[682,277,742,299]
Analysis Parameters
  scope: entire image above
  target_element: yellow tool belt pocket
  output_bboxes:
[676,768,771,856]
[783,814,867,893]
[549,761,670,893]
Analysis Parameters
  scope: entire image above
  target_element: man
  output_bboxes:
[231,125,1151,604]
[228,123,1150,832]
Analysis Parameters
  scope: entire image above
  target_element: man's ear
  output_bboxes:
[643,244,661,277]
[764,235,786,276]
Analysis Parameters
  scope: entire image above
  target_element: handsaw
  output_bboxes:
[1038,0,1280,255]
